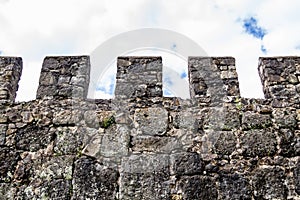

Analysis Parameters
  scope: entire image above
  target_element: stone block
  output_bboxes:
[252,166,288,199]
[170,152,204,176]
[218,173,252,200]
[294,159,300,195]
[36,56,90,99]
[115,57,162,98]
[72,157,119,199]
[15,125,54,151]
[134,107,168,136]
[213,131,237,155]
[177,175,218,199]
[242,111,272,130]
[120,154,170,199]
[131,135,182,153]
[0,124,7,145]
[0,147,20,182]
[0,57,22,103]
[240,129,277,157]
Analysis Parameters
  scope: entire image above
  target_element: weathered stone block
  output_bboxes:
[213,131,237,155]
[218,173,252,200]
[100,124,130,158]
[177,175,218,199]
[131,135,182,153]
[294,158,300,195]
[240,129,277,157]
[0,183,15,199]
[242,111,272,130]
[15,155,74,199]
[54,126,84,155]
[252,166,288,199]
[170,152,204,176]
[120,154,170,199]
[134,107,168,136]
[15,125,54,151]
[72,157,119,199]
[0,124,7,145]
[0,147,20,182]
[273,108,297,129]
[279,129,300,157]
[0,57,22,103]
[37,56,90,99]
[115,57,162,98]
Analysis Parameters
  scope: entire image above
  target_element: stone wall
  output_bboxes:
[0,55,299,199]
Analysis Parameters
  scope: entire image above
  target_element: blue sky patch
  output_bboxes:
[96,76,115,95]
[0,51,2,55]
[163,89,172,96]
[260,45,267,54]
[180,71,187,79]
[164,76,173,86]
[171,43,177,52]
[243,17,267,40]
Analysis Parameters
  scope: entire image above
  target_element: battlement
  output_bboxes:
[2,55,300,103]
[0,57,22,104]
[0,55,299,199]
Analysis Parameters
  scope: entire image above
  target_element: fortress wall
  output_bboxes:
[0,55,299,199]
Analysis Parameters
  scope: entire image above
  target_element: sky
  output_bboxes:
[1,0,300,101]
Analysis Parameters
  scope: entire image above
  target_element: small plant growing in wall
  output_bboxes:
[102,115,116,128]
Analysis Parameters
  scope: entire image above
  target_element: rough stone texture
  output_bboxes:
[177,175,218,200]
[134,107,168,136]
[259,57,300,102]
[115,57,162,99]
[252,167,288,199]
[120,154,170,200]
[36,56,90,99]
[0,57,22,103]
[295,158,300,195]
[218,173,252,200]
[72,157,119,200]
[188,57,240,101]
[240,128,278,157]
[0,55,300,199]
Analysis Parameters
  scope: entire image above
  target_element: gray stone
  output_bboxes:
[131,135,182,153]
[134,107,168,136]
[15,125,54,151]
[252,167,288,199]
[213,131,237,155]
[177,175,218,200]
[240,129,277,157]
[36,56,90,99]
[0,147,20,182]
[120,154,170,199]
[242,111,272,130]
[170,152,204,176]
[279,129,300,156]
[72,157,119,200]
[54,126,84,155]
[218,173,252,200]
[100,124,130,158]
[294,159,300,195]
[273,108,297,128]
[0,124,6,145]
